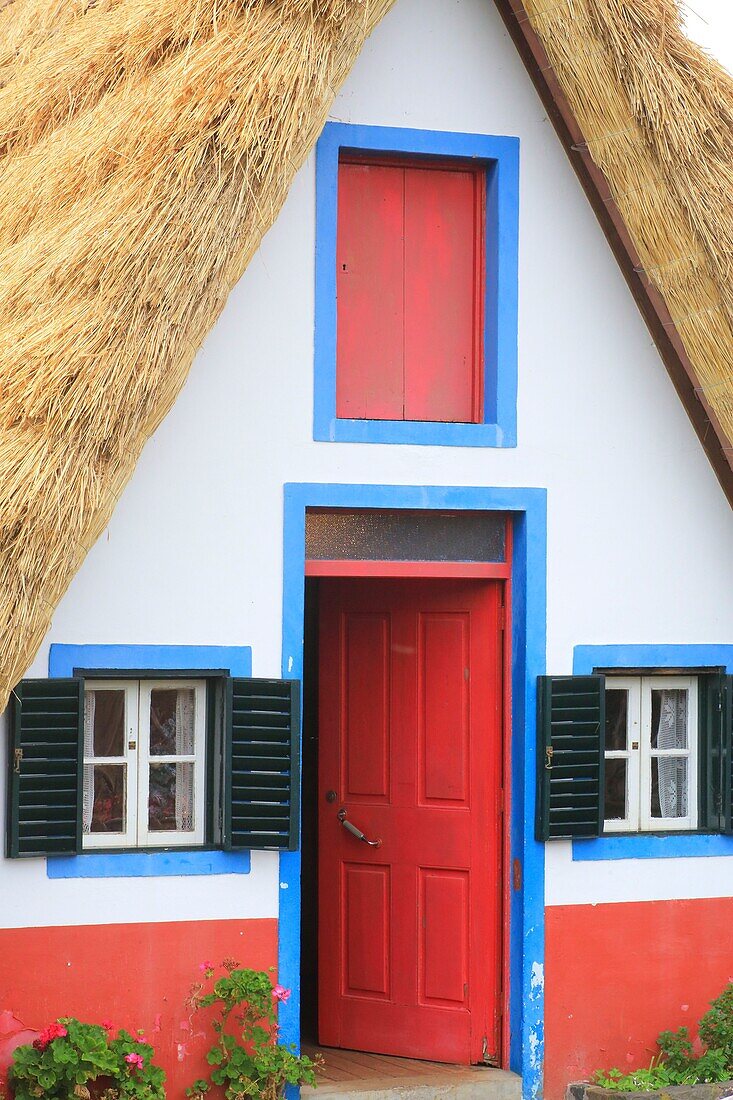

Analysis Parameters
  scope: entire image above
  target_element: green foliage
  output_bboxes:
[699,983,733,1067]
[657,1027,695,1074]
[7,1017,166,1100]
[593,985,733,1092]
[186,962,319,1100]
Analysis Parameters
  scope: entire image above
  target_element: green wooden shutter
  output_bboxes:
[698,672,729,832]
[698,672,733,834]
[224,677,300,851]
[536,674,605,841]
[7,679,84,858]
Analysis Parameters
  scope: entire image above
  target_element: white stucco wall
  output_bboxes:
[2,0,733,928]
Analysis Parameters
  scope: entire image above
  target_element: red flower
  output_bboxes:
[34,1023,68,1051]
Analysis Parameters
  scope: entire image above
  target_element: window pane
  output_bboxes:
[149,689,195,756]
[605,690,628,751]
[604,758,627,820]
[651,689,688,749]
[305,509,506,562]
[149,763,195,832]
[651,757,688,819]
[84,763,126,834]
[84,689,125,757]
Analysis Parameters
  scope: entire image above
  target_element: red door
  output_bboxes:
[318,578,504,1064]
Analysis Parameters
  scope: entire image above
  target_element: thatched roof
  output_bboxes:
[0,0,731,710]
[502,0,733,499]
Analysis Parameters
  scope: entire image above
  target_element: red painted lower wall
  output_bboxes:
[545,899,733,1100]
[0,918,277,1098]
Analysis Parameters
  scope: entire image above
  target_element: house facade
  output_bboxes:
[2,3,733,1100]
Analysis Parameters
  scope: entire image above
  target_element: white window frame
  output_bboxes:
[604,675,698,834]
[640,675,697,832]
[138,680,207,848]
[82,679,207,850]
[603,676,641,833]
[83,681,139,850]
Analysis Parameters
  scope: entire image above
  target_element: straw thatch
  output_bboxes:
[0,0,731,712]
[0,0,397,709]
[522,0,733,447]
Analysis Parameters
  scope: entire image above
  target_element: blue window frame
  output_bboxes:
[45,644,253,879]
[572,644,733,862]
[313,123,519,448]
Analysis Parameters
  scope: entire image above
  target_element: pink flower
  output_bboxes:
[198,960,214,974]
[272,985,291,1004]
[125,1052,145,1071]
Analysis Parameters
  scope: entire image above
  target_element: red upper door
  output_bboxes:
[336,158,485,423]
[318,578,503,1064]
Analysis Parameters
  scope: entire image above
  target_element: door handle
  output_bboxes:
[337,808,382,848]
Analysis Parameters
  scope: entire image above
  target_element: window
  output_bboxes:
[536,671,731,841]
[7,674,300,858]
[83,680,206,849]
[336,155,485,424]
[314,123,519,447]
[604,676,697,833]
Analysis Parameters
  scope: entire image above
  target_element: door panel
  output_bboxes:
[419,612,470,805]
[419,868,470,1006]
[318,578,504,1064]
[344,613,390,799]
[344,862,391,998]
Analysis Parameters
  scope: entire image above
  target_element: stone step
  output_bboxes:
[302,1065,523,1100]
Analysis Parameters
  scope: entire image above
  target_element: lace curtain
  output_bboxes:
[655,689,688,819]
[175,689,195,831]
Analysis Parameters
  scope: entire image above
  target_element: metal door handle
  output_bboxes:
[337,809,382,848]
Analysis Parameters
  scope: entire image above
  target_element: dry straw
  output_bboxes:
[0,0,731,712]
[523,0,733,448]
[0,0,397,709]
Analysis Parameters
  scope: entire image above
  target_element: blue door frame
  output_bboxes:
[279,483,547,1100]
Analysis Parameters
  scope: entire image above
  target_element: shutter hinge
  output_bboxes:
[499,604,506,631]
[13,748,23,773]
[545,745,554,770]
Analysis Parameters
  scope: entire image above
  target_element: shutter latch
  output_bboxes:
[13,748,23,773]
[544,746,553,770]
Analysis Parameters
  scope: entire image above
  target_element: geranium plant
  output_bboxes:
[7,1017,165,1100]
[186,960,319,1100]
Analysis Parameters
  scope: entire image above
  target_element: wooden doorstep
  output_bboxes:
[302,1044,494,1088]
